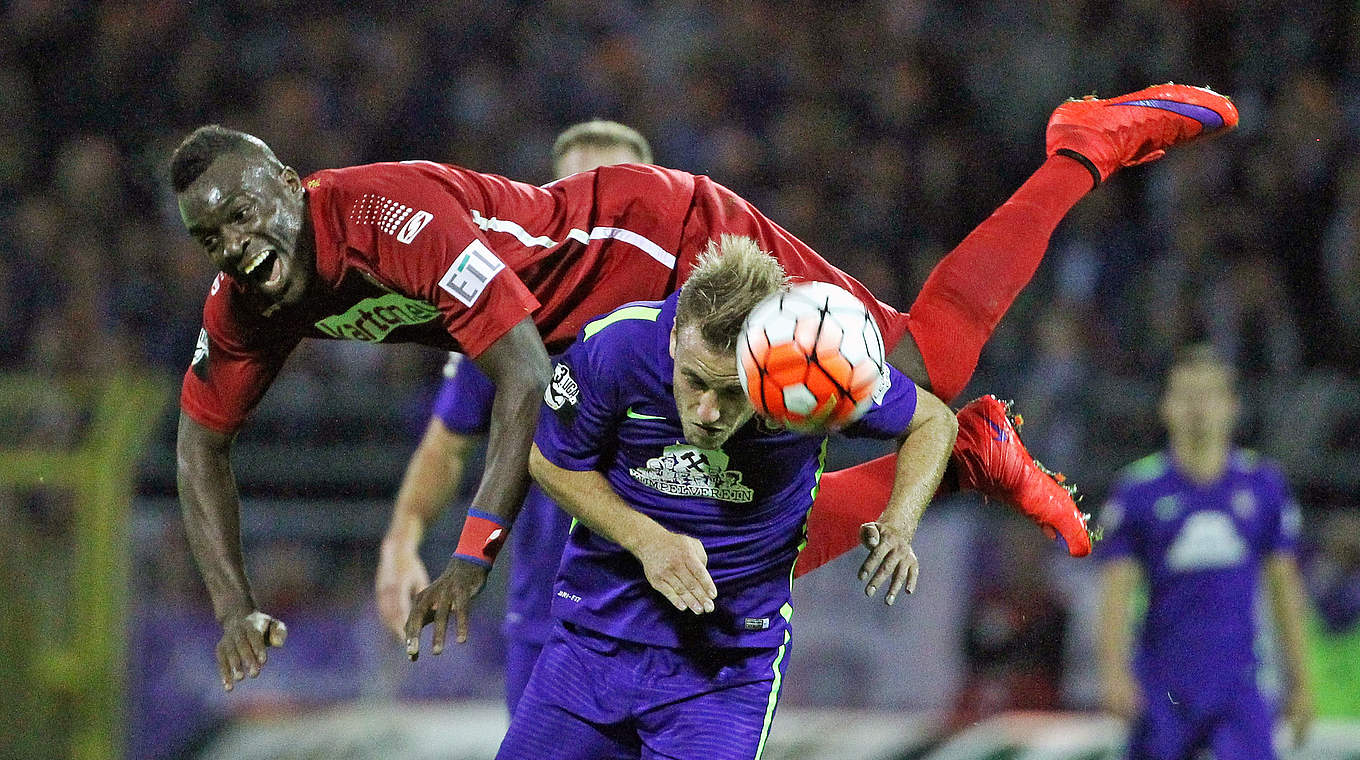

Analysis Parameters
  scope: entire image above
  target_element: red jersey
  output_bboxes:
[182,162,905,433]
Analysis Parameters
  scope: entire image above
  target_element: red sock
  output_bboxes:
[906,156,1091,404]
[795,455,960,578]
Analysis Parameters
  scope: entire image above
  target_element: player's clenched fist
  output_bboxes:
[217,610,287,691]
[633,528,717,615]
[858,521,920,606]
[404,558,488,660]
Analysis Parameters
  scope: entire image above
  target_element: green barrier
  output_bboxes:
[0,374,170,760]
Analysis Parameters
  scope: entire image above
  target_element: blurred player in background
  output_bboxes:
[500,238,955,759]
[376,120,654,713]
[170,83,1235,690]
[1096,345,1313,759]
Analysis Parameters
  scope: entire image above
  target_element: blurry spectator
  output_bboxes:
[1321,155,1360,361]
[1205,251,1303,380]
[1096,345,1312,758]
[951,511,1068,727]
[1305,508,1360,718]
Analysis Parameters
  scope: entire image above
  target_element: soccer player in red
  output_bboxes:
[172,83,1237,689]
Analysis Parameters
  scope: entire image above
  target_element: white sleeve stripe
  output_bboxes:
[586,226,677,269]
[471,210,556,247]
[471,210,676,270]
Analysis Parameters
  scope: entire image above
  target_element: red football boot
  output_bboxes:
[1047,83,1239,189]
[953,395,1093,557]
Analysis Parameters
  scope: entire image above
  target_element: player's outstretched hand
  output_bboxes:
[634,528,717,615]
[376,540,431,640]
[404,558,488,660]
[858,522,918,605]
[217,610,287,691]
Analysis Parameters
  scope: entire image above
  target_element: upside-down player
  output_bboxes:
[170,83,1238,689]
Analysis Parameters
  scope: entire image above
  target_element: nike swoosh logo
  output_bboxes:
[626,407,666,420]
[1113,99,1226,132]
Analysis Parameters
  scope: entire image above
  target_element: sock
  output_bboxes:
[794,456,958,578]
[905,155,1091,404]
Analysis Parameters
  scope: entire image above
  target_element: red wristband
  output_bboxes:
[452,509,508,568]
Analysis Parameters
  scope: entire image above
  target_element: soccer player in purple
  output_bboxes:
[499,236,956,760]
[387,355,572,713]
[375,121,654,713]
[1096,346,1314,760]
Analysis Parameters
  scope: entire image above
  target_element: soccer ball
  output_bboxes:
[737,281,886,432]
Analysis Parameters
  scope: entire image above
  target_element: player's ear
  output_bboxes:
[668,327,677,358]
[281,166,302,194]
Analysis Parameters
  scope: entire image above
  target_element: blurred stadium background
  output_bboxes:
[3,1,1360,758]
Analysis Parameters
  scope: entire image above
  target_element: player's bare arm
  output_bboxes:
[528,444,718,615]
[858,384,956,605]
[377,419,477,639]
[176,413,287,690]
[404,317,551,658]
[1096,557,1144,719]
[1265,552,1315,746]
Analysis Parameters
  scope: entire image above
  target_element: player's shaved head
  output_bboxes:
[170,125,282,193]
[676,235,789,352]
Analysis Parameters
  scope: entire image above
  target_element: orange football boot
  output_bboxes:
[953,395,1094,557]
[1047,83,1239,188]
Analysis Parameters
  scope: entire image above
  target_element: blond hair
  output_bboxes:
[675,235,789,351]
[1168,342,1238,388]
[551,120,653,168]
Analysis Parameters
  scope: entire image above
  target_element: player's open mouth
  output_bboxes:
[241,248,282,288]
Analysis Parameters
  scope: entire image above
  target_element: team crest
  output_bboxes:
[629,444,754,503]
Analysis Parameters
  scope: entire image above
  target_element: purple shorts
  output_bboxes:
[1128,684,1275,760]
[504,638,543,716]
[496,622,791,760]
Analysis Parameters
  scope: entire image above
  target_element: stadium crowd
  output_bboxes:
[3,1,1359,757]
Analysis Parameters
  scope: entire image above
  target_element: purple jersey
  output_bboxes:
[432,355,570,645]
[1098,450,1301,696]
[533,294,918,649]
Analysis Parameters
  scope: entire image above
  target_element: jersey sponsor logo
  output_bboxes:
[313,292,440,342]
[744,617,771,630]
[545,363,580,410]
[210,272,223,296]
[191,328,210,378]
[872,371,892,406]
[397,210,434,244]
[1166,511,1248,571]
[629,444,755,503]
[439,239,505,307]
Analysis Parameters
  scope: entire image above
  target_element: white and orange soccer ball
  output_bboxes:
[737,281,886,432]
